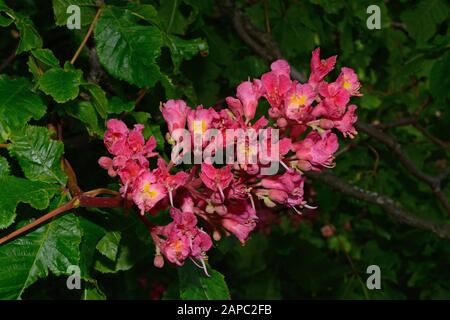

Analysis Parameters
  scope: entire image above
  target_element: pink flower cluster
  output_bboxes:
[99,48,360,273]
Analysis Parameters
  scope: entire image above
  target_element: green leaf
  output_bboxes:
[14,13,43,54]
[52,0,97,27]
[94,7,163,87]
[146,123,165,151]
[82,282,106,300]
[178,260,230,300]
[0,75,46,136]
[126,3,159,24]
[164,35,208,71]
[401,0,449,43]
[158,0,195,35]
[78,216,106,279]
[66,101,103,137]
[31,48,60,68]
[83,83,107,119]
[0,156,10,177]
[38,64,83,103]
[0,213,82,299]
[8,126,67,185]
[0,12,13,26]
[107,96,135,114]
[96,231,121,262]
[0,176,56,229]
[429,52,450,102]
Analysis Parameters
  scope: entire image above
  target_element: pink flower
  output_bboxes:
[309,48,337,84]
[293,131,339,170]
[236,80,262,122]
[270,59,291,77]
[199,163,233,199]
[261,69,291,111]
[260,172,305,207]
[318,82,350,112]
[104,119,130,156]
[334,104,358,138]
[155,208,212,266]
[284,83,315,121]
[132,171,167,215]
[221,202,258,244]
[154,158,189,206]
[98,156,116,177]
[337,67,361,96]
[187,106,218,136]
[160,100,188,134]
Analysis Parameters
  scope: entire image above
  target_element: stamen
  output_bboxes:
[249,193,256,211]
[217,184,225,201]
[304,203,318,210]
[291,206,302,215]
[169,189,174,207]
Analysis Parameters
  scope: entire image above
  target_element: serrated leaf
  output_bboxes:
[96,231,121,262]
[66,101,103,137]
[8,126,67,185]
[0,176,56,229]
[0,213,81,299]
[164,35,208,71]
[31,49,60,68]
[0,75,46,136]
[401,0,449,43]
[52,0,96,27]
[178,260,230,300]
[14,13,43,54]
[38,65,83,103]
[107,96,135,114]
[94,6,163,87]
[83,83,107,118]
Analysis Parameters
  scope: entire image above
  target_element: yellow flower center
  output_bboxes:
[290,95,307,106]
[193,120,207,134]
[343,81,351,89]
[143,182,159,199]
[171,240,183,253]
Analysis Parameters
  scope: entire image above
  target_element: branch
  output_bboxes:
[0,189,122,246]
[355,121,450,215]
[306,171,450,240]
[70,8,102,65]
[218,0,306,82]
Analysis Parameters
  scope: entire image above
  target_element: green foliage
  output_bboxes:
[0,212,81,299]
[178,260,230,300]
[0,176,56,229]
[8,126,67,185]
[38,63,83,103]
[94,6,163,87]
[0,0,449,300]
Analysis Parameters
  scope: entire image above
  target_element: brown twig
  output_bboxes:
[306,171,450,240]
[355,121,450,215]
[0,189,122,246]
[70,8,102,65]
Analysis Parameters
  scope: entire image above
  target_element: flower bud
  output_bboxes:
[319,119,334,130]
[277,117,288,128]
[153,254,164,268]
